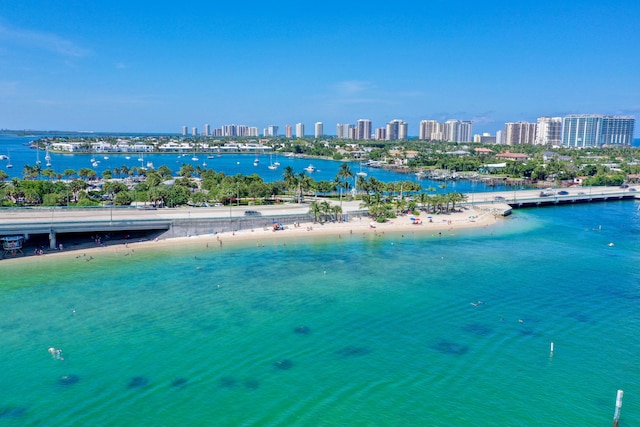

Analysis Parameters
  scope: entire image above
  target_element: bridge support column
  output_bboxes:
[49,229,57,250]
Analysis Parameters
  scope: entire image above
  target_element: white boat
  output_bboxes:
[267,154,278,170]
[304,164,315,173]
[191,156,199,161]
[92,161,99,167]
[146,161,154,169]
[357,171,367,177]
[0,155,8,160]
[103,156,109,160]
[202,162,207,167]
[125,156,131,160]
[45,150,51,161]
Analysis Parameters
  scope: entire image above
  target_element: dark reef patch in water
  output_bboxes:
[0,406,27,419]
[219,376,237,388]
[336,346,372,357]
[58,374,80,386]
[294,325,310,334]
[519,328,536,337]
[127,376,150,389]
[462,323,493,336]
[244,379,260,390]
[171,378,188,388]
[432,339,469,355]
[273,359,294,370]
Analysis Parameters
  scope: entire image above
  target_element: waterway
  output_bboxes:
[0,134,506,193]
[0,200,639,425]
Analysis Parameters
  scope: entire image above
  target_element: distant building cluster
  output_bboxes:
[182,124,260,138]
[181,113,635,147]
[499,115,634,147]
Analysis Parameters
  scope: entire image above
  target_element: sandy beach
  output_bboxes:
[1,206,498,265]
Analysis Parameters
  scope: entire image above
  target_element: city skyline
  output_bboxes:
[1,1,640,136]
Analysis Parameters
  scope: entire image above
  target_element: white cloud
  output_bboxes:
[332,80,375,96]
[0,23,90,57]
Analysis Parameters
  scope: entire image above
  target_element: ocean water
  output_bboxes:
[1,200,639,426]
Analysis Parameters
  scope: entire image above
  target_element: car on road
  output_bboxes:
[244,210,262,216]
[557,190,569,195]
[494,196,505,201]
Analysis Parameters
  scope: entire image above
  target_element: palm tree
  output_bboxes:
[282,166,297,201]
[296,172,311,203]
[63,169,76,181]
[335,163,354,208]
[309,201,322,222]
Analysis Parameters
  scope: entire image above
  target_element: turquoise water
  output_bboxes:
[1,201,640,426]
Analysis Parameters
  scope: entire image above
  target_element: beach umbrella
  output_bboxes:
[410,217,416,221]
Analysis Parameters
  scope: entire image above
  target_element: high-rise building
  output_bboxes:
[265,125,279,137]
[295,123,305,138]
[375,128,386,140]
[204,124,210,137]
[562,114,602,147]
[496,130,504,145]
[191,127,198,136]
[535,117,562,145]
[600,116,635,145]
[356,119,372,140]
[504,122,537,145]
[561,114,634,147]
[315,122,323,138]
[443,120,472,142]
[336,123,352,139]
[459,121,473,142]
[419,120,443,141]
[182,126,188,136]
[285,124,292,138]
[385,119,408,140]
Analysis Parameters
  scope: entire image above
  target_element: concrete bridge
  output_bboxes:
[0,185,637,250]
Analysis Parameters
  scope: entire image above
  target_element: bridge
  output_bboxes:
[0,185,637,250]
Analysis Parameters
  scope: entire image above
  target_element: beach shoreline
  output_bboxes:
[1,207,498,265]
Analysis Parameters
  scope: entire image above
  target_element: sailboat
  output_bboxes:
[6,151,13,168]
[273,153,280,167]
[356,162,368,177]
[267,153,278,170]
[253,153,260,166]
[45,149,52,167]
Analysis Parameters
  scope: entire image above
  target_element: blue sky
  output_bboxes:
[1,1,639,136]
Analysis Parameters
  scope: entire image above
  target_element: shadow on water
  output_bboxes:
[335,346,372,357]
[431,339,469,355]
[127,376,150,389]
[462,323,494,336]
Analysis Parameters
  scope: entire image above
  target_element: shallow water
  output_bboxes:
[1,201,639,426]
